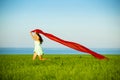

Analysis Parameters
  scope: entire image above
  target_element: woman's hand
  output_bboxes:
[30,31,33,35]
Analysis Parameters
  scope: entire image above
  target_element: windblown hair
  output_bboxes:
[36,33,43,44]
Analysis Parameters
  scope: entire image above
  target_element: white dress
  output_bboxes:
[34,41,44,56]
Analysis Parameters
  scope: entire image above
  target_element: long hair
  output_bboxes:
[36,33,43,44]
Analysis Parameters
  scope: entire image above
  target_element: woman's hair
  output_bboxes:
[36,33,43,44]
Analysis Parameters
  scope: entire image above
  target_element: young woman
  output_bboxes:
[30,31,46,60]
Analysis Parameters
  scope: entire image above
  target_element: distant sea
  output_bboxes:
[0,48,120,54]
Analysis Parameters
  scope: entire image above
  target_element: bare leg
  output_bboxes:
[38,55,46,60]
[33,53,37,60]
[39,55,42,60]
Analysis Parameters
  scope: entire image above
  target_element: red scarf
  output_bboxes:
[31,29,108,60]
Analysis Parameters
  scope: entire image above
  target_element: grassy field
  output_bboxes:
[0,54,120,80]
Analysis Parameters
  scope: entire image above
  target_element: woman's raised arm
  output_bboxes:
[30,32,35,40]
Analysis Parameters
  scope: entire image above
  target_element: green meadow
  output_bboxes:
[0,54,120,80]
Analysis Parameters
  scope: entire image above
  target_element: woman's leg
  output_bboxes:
[38,55,43,60]
[33,52,37,60]
[38,55,46,60]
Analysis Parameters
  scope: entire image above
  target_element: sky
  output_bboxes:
[0,0,120,48]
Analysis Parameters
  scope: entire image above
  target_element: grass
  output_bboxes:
[0,54,120,80]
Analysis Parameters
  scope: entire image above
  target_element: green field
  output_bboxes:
[0,54,120,80]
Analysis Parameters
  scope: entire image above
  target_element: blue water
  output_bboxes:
[0,48,120,54]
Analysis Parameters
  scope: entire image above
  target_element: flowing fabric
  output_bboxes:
[31,29,108,60]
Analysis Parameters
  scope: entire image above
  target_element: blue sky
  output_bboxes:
[0,0,120,48]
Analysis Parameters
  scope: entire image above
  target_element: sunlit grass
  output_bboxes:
[0,54,120,80]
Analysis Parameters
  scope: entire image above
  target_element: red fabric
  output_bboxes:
[31,29,108,60]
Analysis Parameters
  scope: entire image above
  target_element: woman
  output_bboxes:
[30,31,46,60]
